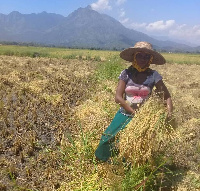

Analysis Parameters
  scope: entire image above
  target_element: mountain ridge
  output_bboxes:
[0,6,199,52]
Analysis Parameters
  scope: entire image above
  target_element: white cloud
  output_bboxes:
[119,8,125,17]
[123,19,200,45]
[171,24,200,37]
[146,20,175,31]
[125,20,177,35]
[91,0,112,11]
[116,0,126,6]
[118,7,129,24]
[129,22,147,29]
[120,18,129,24]
[193,25,200,35]
[169,24,200,45]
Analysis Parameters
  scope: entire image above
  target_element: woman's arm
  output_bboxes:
[155,80,173,117]
[115,79,135,114]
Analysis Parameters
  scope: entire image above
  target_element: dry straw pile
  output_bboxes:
[119,94,175,165]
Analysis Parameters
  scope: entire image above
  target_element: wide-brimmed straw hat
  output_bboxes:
[120,41,166,65]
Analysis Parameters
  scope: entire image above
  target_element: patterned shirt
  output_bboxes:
[118,68,162,116]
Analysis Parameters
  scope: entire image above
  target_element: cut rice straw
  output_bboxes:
[119,93,175,165]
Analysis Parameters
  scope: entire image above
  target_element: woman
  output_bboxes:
[95,41,173,162]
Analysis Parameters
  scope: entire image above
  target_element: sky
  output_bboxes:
[0,0,200,46]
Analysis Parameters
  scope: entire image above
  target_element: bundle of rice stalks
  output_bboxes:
[119,94,174,165]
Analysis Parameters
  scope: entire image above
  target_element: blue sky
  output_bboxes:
[1,0,200,46]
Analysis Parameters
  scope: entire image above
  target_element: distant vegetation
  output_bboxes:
[0,44,200,65]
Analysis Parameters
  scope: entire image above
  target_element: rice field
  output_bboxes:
[0,44,200,64]
[0,46,200,191]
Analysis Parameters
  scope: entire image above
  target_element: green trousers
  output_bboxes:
[95,110,132,162]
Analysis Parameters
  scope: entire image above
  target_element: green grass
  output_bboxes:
[0,45,119,60]
[162,52,200,65]
[95,55,126,81]
[0,44,200,64]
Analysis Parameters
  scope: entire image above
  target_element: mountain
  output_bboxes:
[42,6,155,49]
[0,6,199,52]
[0,11,65,42]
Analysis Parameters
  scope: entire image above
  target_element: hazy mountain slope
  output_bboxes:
[0,11,65,42]
[43,7,161,49]
[0,7,199,52]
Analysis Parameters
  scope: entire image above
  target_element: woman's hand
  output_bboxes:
[155,80,173,116]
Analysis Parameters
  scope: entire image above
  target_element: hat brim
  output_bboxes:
[120,47,166,65]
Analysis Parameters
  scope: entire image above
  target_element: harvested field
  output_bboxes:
[0,54,199,190]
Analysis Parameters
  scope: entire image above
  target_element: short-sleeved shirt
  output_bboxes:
[118,68,162,116]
